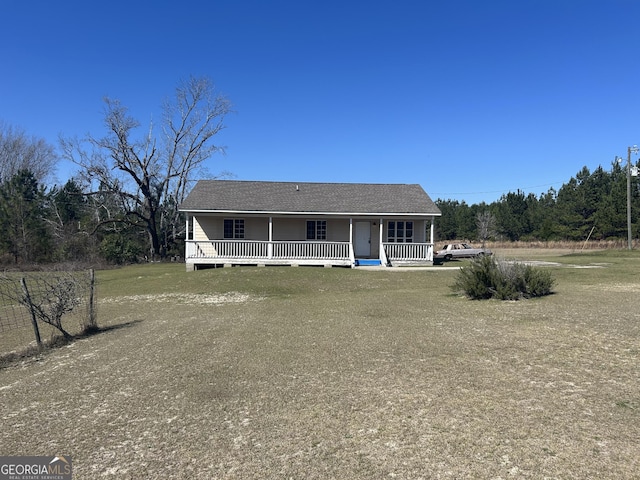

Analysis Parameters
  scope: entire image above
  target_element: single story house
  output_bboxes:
[179,180,441,270]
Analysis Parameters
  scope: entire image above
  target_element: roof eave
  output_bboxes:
[179,208,441,217]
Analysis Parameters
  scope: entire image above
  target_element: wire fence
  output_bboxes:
[0,269,96,356]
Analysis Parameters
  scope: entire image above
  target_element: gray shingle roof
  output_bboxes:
[180,180,441,216]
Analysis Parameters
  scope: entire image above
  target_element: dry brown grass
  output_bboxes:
[485,239,635,251]
[1,251,639,478]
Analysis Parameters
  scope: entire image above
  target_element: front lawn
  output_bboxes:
[1,250,639,478]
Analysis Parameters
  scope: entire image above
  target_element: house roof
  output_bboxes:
[180,180,441,216]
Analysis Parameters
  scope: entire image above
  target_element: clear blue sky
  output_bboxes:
[2,0,640,204]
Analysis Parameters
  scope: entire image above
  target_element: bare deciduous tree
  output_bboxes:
[60,76,232,259]
[0,121,57,183]
[476,211,497,247]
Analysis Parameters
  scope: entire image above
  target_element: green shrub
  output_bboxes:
[452,255,555,300]
[99,234,143,265]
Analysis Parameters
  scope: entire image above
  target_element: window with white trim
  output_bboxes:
[387,221,413,243]
[224,218,245,239]
[306,220,327,240]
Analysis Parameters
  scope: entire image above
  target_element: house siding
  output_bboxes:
[195,216,352,242]
[271,218,303,241]
[195,216,430,243]
[195,216,270,241]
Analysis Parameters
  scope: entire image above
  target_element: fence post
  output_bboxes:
[87,269,97,330]
[20,277,42,349]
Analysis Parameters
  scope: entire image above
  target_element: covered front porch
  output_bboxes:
[184,215,436,270]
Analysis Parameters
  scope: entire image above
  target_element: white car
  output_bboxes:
[436,243,492,261]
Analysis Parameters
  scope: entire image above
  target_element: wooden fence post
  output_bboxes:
[87,269,97,329]
[20,277,42,349]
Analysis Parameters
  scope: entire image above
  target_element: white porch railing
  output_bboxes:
[186,240,351,262]
[188,240,270,259]
[271,241,351,260]
[185,240,433,265]
[383,242,433,262]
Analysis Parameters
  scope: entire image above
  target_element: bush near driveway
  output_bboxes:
[453,255,555,300]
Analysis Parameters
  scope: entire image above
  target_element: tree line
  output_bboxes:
[0,77,231,267]
[435,161,640,243]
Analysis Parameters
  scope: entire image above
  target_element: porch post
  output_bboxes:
[379,219,388,266]
[184,215,188,260]
[268,217,273,259]
[430,216,435,244]
[349,218,355,265]
[430,216,435,261]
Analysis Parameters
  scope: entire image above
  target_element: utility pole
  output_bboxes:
[627,145,639,250]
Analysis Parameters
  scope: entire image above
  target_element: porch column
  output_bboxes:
[348,218,355,265]
[379,219,388,266]
[349,218,353,247]
[430,216,435,261]
[268,217,273,259]
[430,217,435,244]
[184,215,189,259]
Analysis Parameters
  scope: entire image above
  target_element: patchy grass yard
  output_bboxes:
[1,249,639,478]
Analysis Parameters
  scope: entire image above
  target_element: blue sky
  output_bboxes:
[2,0,640,204]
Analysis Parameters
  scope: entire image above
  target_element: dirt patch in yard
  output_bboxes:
[514,260,607,268]
[101,292,262,305]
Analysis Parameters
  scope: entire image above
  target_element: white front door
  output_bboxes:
[355,221,371,257]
